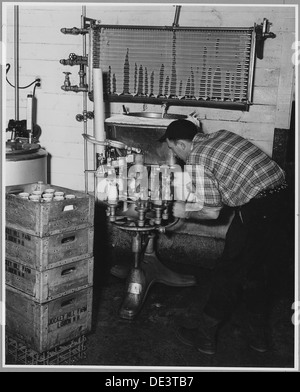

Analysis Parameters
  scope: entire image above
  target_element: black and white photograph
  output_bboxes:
[1,1,299,373]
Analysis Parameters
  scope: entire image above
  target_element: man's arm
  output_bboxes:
[172,201,222,221]
[185,205,222,220]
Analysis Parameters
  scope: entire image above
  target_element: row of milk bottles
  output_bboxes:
[95,154,147,203]
[95,151,195,205]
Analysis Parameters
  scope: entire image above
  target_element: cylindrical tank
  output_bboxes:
[6,145,48,186]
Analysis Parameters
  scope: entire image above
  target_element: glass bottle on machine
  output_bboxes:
[95,153,108,202]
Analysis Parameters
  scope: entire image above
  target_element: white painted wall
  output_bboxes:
[4,3,296,192]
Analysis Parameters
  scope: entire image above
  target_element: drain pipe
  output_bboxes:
[14,5,19,121]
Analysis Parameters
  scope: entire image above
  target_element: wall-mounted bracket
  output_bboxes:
[255,18,276,60]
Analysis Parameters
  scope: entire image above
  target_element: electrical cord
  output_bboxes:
[6,63,41,94]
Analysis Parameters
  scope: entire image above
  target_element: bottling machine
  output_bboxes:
[59,6,275,319]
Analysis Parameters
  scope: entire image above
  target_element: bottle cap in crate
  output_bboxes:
[43,197,52,202]
[6,182,95,237]
[29,195,40,202]
[43,193,53,198]
[18,192,29,199]
[54,196,64,201]
[54,191,64,197]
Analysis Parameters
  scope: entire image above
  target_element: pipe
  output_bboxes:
[172,5,182,28]
[26,93,33,143]
[14,5,19,121]
[93,68,106,155]
[88,24,96,195]
[81,6,89,193]
[61,85,88,92]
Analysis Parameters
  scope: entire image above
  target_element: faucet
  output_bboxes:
[61,71,88,92]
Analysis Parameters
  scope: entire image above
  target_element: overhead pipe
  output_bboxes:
[14,5,19,121]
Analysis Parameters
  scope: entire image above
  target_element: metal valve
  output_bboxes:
[76,114,84,122]
[261,18,276,39]
[255,18,276,60]
[69,53,88,65]
[69,53,77,61]
[60,27,89,35]
[63,72,71,87]
[61,70,88,93]
[60,53,88,66]
[76,111,94,122]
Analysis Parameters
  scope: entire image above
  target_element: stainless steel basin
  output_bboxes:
[125,112,186,120]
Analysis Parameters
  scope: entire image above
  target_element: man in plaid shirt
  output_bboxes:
[160,118,288,355]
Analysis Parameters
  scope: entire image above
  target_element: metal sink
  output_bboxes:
[125,112,186,120]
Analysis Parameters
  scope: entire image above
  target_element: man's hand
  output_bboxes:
[172,201,187,218]
[187,111,201,129]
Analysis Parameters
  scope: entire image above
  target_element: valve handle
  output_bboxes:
[69,53,77,61]
[76,114,84,122]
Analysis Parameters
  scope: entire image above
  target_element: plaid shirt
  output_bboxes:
[186,130,286,207]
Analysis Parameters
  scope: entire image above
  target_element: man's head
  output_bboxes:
[159,119,198,162]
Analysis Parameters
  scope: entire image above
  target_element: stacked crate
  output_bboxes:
[6,335,87,366]
[5,182,95,355]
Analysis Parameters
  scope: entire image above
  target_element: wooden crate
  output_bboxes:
[6,225,94,270]
[5,257,94,303]
[6,183,95,236]
[6,285,93,353]
[6,334,87,365]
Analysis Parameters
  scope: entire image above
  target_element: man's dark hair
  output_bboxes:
[159,119,199,142]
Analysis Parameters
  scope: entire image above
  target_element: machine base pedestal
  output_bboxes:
[119,250,197,320]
